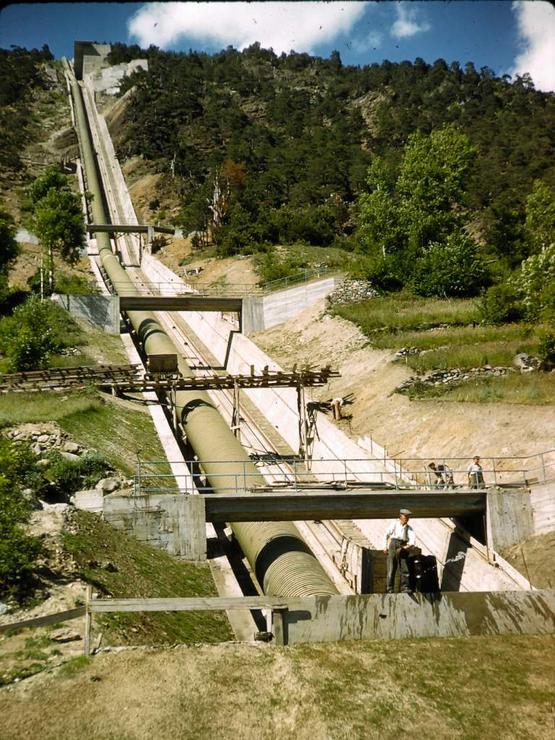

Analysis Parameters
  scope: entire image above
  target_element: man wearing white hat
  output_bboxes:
[383,508,416,593]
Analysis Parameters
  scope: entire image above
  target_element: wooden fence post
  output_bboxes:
[83,584,92,656]
[272,607,289,647]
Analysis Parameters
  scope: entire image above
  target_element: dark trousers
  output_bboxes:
[386,538,411,593]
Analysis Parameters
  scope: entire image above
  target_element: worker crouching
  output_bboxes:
[384,508,416,593]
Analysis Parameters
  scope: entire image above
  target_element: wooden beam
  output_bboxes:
[0,607,86,634]
[202,490,487,523]
[89,596,289,613]
[119,295,243,313]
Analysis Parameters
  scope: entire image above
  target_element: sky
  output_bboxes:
[1,1,554,92]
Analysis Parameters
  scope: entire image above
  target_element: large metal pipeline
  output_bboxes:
[70,79,337,597]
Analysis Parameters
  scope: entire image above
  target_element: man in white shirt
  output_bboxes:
[467,456,485,489]
[383,508,416,593]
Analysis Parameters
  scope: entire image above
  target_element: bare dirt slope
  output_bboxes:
[252,299,555,463]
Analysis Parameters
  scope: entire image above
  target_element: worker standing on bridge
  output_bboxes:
[467,456,485,489]
[384,509,416,593]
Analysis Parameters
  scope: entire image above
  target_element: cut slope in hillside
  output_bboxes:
[253,299,555,462]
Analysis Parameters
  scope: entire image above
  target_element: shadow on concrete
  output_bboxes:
[440,533,469,592]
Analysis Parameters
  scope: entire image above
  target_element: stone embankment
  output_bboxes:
[325,279,378,306]
[396,365,514,394]
[395,352,545,394]
[2,423,132,508]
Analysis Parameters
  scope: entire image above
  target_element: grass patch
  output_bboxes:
[63,510,232,646]
[331,292,480,334]
[406,339,538,373]
[333,293,553,402]
[58,397,171,477]
[255,243,349,286]
[0,635,553,737]
[371,322,537,351]
[410,372,555,404]
[0,390,171,477]
[57,655,92,679]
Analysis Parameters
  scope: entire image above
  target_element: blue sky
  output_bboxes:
[1,2,554,91]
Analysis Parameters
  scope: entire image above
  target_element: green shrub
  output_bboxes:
[515,244,555,319]
[538,333,555,367]
[45,450,111,494]
[0,439,43,600]
[411,233,489,298]
[0,297,82,371]
[480,283,523,324]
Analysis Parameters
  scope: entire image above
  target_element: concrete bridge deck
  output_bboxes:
[201,488,487,523]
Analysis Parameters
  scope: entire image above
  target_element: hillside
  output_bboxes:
[104,43,555,267]
[253,298,554,461]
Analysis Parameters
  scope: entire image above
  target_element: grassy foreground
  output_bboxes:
[1,635,553,739]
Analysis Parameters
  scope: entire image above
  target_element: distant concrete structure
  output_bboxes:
[73,42,111,80]
[242,277,339,333]
[73,41,147,94]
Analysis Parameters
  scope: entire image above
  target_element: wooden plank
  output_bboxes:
[83,584,92,656]
[272,608,289,646]
[0,607,86,633]
[202,490,487,523]
[90,596,290,613]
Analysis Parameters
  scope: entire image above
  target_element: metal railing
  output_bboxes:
[111,267,335,299]
[133,452,554,497]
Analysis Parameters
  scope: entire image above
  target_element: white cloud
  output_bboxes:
[351,30,383,54]
[390,3,430,39]
[128,2,368,55]
[511,1,555,92]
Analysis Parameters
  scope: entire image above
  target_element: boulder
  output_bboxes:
[95,478,120,493]
[71,489,104,512]
[49,627,81,643]
[60,451,80,462]
[63,441,81,454]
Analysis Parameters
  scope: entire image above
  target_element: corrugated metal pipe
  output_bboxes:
[70,79,338,597]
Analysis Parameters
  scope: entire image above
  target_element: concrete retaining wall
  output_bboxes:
[52,293,119,333]
[487,488,535,550]
[530,481,555,533]
[103,492,206,560]
[242,277,338,333]
[278,591,555,644]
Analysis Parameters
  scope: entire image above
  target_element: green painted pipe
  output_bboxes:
[71,79,337,597]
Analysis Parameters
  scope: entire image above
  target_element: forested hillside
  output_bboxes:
[0,45,54,176]
[108,44,554,284]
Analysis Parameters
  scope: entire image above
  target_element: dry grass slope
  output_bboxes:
[1,636,554,739]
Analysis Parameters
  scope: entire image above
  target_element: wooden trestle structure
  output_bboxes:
[0,364,339,394]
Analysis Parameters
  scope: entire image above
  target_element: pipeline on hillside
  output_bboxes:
[70,77,338,597]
